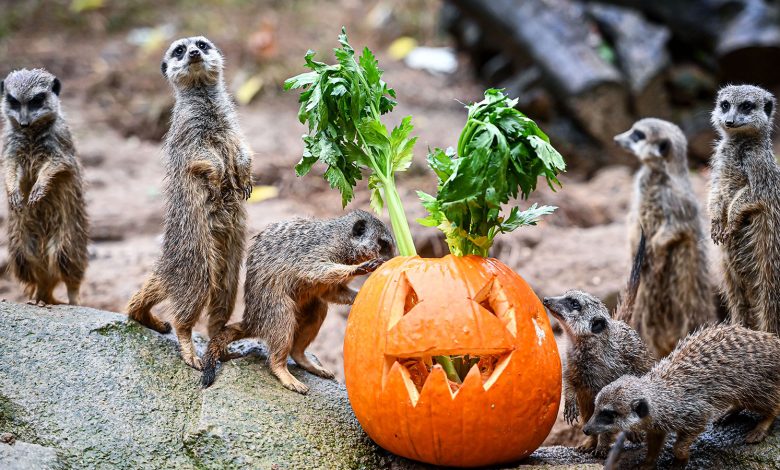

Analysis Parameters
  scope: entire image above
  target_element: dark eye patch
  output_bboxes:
[720,100,731,112]
[630,129,645,142]
[196,40,210,52]
[27,93,46,110]
[595,409,618,425]
[173,45,186,59]
[6,94,20,110]
[566,298,581,311]
[738,101,755,114]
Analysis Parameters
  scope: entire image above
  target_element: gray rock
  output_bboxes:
[0,301,778,469]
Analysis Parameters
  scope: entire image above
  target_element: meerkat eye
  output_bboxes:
[173,45,186,58]
[629,129,645,142]
[6,94,20,110]
[738,101,755,114]
[196,40,209,52]
[720,100,731,112]
[567,298,581,311]
[27,93,46,110]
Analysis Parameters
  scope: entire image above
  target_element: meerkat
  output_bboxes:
[201,210,395,394]
[615,118,716,358]
[585,324,780,468]
[126,36,253,369]
[1,69,88,305]
[542,231,654,458]
[708,85,780,336]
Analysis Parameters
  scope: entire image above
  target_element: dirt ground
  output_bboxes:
[0,0,760,448]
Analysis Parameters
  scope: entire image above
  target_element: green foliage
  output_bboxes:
[418,89,566,257]
[284,28,417,256]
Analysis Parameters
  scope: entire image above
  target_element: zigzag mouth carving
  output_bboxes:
[383,351,514,406]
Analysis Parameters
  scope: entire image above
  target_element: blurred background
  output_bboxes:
[1,0,779,445]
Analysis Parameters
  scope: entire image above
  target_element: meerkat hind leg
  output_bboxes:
[126,274,171,334]
[290,299,334,380]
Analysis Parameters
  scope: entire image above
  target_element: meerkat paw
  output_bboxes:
[308,364,335,380]
[8,190,24,211]
[575,436,597,454]
[563,401,579,426]
[27,186,46,206]
[745,427,769,444]
[182,354,203,370]
[355,258,385,275]
[281,376,310,395]
[711,220,726,244]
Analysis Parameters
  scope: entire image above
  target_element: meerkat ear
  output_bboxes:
[653,139,670,158]
[632,399,649,418]
[591,317,608,334]
[51,77,61,96]
[765,99,774,118]
[161,61,168,76]
[352,219,367,237]
[0,80,4,94]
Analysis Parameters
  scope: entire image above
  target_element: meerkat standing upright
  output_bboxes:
[614,118,716,357]
[709,85,780,335]
[126,37,253,369]
[1,69,88,305]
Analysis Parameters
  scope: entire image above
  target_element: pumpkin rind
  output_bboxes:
[344,255,562,467]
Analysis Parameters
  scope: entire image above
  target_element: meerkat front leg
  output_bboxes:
[233,144,253,200]
[722,187,761,241]
[649,223,686,276]
[303,259,385,285]
[4,161,23,211]
[188,158,224,202]
[563,382,580,425]
[28,161,67,206]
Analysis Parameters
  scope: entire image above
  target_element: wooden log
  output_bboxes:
[587,2,672,118]
[448,0,633,145]
[591,0,780,86]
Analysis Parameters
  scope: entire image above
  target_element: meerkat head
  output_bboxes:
[344,210,396,263]
[161,36,224,88]
[1,68,61,131]
[614,118,687,173]
[712,85,776,137]
[543,290,611,341]
[583,376,650,436]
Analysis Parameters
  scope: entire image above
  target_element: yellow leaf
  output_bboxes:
[247,185,278,203]
[236,75,264,106]
[388,37,417,61]
[71,0,103,13]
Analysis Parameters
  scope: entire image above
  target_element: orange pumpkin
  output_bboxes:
[344,255,561,467]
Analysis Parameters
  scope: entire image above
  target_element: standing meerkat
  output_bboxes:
[201,210,395,394]
[126,36,252,369]
[543,232,654,457]
[585,324,780,468]
[1,69,88,305]
[708,84,780,335]
[615,118,716,357]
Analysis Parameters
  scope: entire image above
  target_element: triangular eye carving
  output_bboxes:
[404,280,419,316]
[472,277,517,337]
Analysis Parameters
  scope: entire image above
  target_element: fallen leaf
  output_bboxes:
[247,185,278,203]
[388,37,417,61]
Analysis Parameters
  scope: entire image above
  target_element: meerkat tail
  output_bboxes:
[201,323,245,388]
[614,228,646,323]
[603,431,628,470]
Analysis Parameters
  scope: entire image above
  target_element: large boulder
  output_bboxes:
[0,301,777,469]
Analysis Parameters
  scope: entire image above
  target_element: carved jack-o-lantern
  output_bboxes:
[344,255,561,467]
